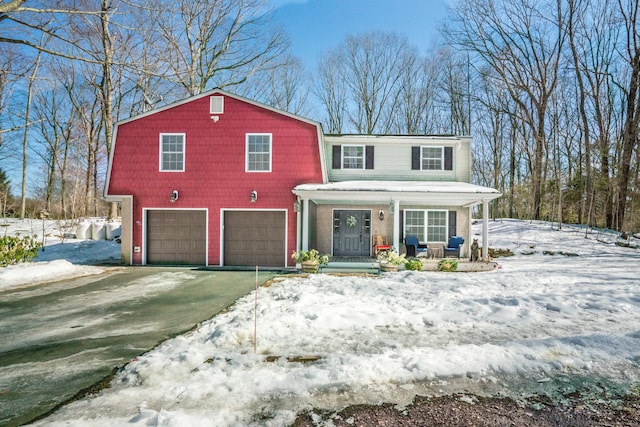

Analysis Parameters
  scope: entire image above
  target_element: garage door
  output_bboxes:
[224,211,286,267]
[147,210,206,265]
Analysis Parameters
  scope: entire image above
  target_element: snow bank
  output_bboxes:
[34,220,640,427]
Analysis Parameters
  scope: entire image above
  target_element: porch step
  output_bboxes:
[321,260,380,274]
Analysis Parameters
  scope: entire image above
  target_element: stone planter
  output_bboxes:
[301,261,319,273]
[379,262,399,272]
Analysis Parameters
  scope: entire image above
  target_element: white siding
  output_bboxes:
[325,135,471,183]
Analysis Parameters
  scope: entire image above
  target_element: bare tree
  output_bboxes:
[314,51,347,134]
[144,0,288,97]
[342,31,417,134]
[393,54,440,134]
[447,0,565,220]
[244,55,311,116]
[615,0,640,231]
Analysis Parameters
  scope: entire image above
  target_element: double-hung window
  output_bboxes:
[411,146,453,171]
[160,133,185,172]
[421,147,444,170]
[246,134,272,172]
[404,209,448,242]
[342,145,365,169]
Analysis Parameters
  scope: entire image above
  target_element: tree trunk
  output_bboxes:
[20,51,42,219]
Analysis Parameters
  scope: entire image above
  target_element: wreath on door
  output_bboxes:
[345,215,358,227]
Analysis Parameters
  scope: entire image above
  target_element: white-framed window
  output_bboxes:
[403,209,448,242]
[426,210,447,241]
[421,146,444,170]
[159,133,185,172]
[246,133,272,172]
[210,96,224,114]
[342,144,365,169]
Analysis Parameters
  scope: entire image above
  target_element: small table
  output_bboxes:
[429,247,443,259]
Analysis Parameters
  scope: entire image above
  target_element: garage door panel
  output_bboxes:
[147,210,206,265]
[224,211,286,267]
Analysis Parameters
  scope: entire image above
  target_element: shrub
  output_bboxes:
[0,235,41,266]
[438,258,458,272]
[291,249,329,266]
[404,257,423,271]
[377,249,406,266]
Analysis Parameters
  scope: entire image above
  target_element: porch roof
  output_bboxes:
[293,180,501,207]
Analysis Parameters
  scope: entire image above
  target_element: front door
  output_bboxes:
[333,210,371,257]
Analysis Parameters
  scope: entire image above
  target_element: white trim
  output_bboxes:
[293,181,502,207]
[142,208,208,266]
[245,133,273,173]
[341,144,366,170]
[103,126,119,198]
[220,208,289,267]
[403,209,448,243]
[420,146,445,171]
[159,133,186,172]
[114,89,322,130]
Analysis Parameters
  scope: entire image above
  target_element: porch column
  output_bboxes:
[482,201,489,259]
[295,199,302,253]
[392,199,400,252]
[302,198,310,251]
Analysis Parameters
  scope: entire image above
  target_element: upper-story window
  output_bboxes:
[246,133,272,172]
[422,147,444,170]
[332,145,374,170]
[342,145,364,169]
[160,133,185,172]
[412,146,453,171]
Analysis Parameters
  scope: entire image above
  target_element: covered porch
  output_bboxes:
[292,180,502,260]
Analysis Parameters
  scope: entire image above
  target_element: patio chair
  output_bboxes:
[443,236,465,258]
[405,235,428,257]
[373,235,392,256]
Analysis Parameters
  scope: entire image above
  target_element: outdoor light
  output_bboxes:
[379,210,384,221]
[170,190,179,203]
[251,190,258,203]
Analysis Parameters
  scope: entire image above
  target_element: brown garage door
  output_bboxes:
[147,210,206,265]
[224,211,286,267]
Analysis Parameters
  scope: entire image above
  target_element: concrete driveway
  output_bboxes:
[0,267,277,427]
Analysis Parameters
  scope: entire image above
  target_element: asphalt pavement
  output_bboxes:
[0,267,277,426]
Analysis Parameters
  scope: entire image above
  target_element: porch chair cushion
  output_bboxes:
[405,235,428,257]
[443,236,465,258]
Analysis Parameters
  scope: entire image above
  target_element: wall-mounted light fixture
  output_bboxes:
[170,190,179,203]
[293,200,301,212]
[251,190,258,203]
[379,210,385,221]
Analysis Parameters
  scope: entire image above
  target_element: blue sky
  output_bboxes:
[269,0,449,67]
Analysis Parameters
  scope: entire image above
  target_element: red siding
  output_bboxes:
[107,92,323,265]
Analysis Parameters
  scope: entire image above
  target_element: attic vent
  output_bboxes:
[210,96,224,114]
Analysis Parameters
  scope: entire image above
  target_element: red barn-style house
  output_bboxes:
[104,89,326,267]
[106,89,501,267]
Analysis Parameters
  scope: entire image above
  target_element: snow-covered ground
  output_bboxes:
[2,218,639,426]
[0,218,120,290]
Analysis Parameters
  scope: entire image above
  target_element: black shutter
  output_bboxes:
[444,147,453,170]
[448,211,457,238]
[365,146,374,169]
[411,146,420,170]
[332,145,341,169]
